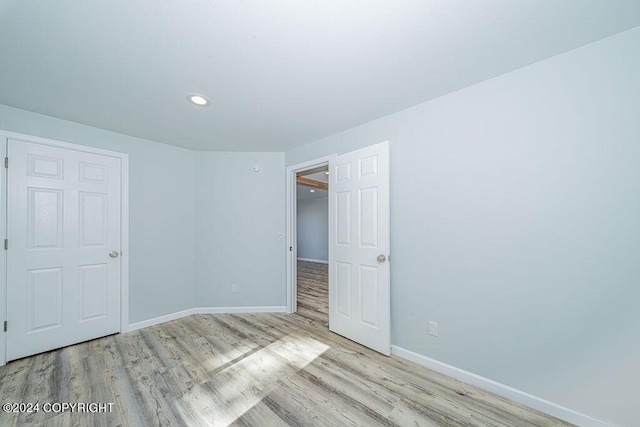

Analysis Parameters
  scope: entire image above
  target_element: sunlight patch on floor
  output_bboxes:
[176,332,330,426]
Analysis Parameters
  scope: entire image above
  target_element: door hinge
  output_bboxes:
[4,157,7,168]
[3,239,7,250]
[3,321,6,332]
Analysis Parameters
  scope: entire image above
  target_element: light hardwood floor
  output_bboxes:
[0,261,573,426]
[296,261,329,327]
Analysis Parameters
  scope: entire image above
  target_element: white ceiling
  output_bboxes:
[1,1,639,152]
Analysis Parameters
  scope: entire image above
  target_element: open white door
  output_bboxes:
[6,139,122,361]
[329,141,390,355]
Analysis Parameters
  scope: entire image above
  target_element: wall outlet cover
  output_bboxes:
[428,321,438,337]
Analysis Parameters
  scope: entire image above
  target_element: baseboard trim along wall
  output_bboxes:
[390,345,616,427]
[297,257,329,264]
[124,306,287,332]
[192,306,288,315]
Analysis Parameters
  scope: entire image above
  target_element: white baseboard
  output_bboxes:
[297,257,329,264]
[192,306,287,314]
[125,306,287,332]
[124,308,195,332]
[391,345,615,427]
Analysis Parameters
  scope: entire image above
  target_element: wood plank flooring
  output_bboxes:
[0,261,573,426]
[296,260,329,326]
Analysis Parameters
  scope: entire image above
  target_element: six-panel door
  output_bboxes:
[6,139,121,361]
[328,141,390,355]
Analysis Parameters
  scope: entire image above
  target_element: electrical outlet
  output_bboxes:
[428,321,438,337]
[231,284,238,294]
[277,232,284,241]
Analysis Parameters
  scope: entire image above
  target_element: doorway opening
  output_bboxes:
[285,154,334,317]
[295,166,329,326]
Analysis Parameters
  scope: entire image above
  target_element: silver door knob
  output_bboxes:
[377,254,386,263]
[109,251,119,258]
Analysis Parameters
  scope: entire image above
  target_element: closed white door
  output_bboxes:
[6,139,121,361]
[328,141,390,355]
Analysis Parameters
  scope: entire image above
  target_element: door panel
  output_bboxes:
[79,263,109,321]
[79,191,108,246]
[336,261,352,317]
[336,191,351,245]
[7,139,122,361]
[28,155,64,179]
[329,141,390,355]
[27,267,63,332]
[28,188,63,248]
[360,265,379,326]
[359,187,378,246]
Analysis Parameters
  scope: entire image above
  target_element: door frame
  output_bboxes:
[1,129,130,366]
[285,154,335,313]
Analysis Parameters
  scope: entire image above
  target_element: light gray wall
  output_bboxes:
[286,27,640,427]
[0,105,288,330]
[195,152,286,308]
[297,196,328,262]
[0,104,198,324]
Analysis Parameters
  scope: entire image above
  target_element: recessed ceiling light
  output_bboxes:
[186,93,211,106]
[324,171,330,175]
[310,189,315,193]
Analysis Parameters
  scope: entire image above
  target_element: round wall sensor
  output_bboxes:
[252,164,262,173]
